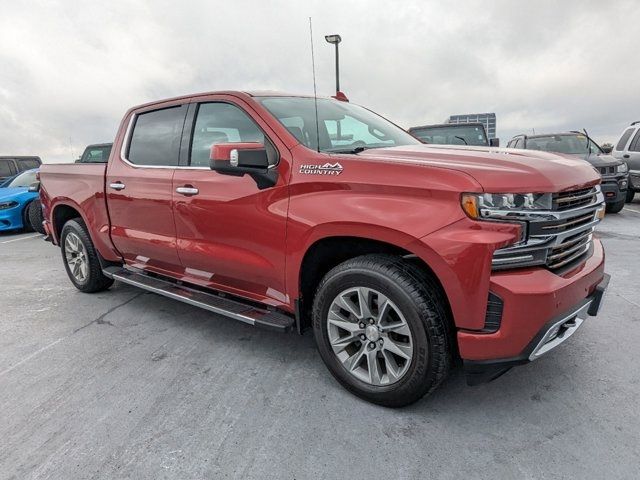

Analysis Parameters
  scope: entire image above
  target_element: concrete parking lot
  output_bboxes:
[1,203,639,480]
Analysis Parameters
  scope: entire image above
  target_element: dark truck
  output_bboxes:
[507,132,629,213]
[408,122,499,147]
[39,91,609,407]
[75,143,113,163]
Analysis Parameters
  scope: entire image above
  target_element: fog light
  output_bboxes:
[620,180,628,188]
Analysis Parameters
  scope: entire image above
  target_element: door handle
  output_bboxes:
[623,154,630,158]
[109,182,125,190]
[176,186,199,196]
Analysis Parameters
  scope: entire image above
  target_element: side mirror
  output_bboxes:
[489,138,500,147]
[28,182,40,193]
[601,145,613,154]
[210,142,278,189]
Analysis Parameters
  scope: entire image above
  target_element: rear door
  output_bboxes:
[106,103,188,276]
[171,96,290,304]
[623,128,640,171]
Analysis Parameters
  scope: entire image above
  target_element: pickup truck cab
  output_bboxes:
[408,122,499,147]
[75,143,113,163]
[40,91,609,407]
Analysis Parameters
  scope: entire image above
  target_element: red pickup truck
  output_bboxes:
[39,91,609,407]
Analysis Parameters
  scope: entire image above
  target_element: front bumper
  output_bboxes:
[0,205,25,231]
[600,174,627,203]
[459,239,607,384]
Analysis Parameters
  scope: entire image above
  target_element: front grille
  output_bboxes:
[553,187,597,211]
[598,166,615,175]
[546,230,593,270]
[492,186,603,273]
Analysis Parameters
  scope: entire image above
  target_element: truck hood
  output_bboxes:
[357,144,600,193]
[0,187,28,201]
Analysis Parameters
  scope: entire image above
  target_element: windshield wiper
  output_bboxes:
[454,136,468,145]
[327,146,372,154]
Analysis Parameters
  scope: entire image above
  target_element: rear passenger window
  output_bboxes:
[629,130,640,152]
[190,103,266,167]
[0,159,15,177]
[128,106,187,166]
[615,128,635,151]
[514,138,524,148]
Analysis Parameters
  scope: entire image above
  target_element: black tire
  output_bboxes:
[21,202,34,232]
[605,199,625,214]
[28,199,45,234]
[625,188,635,203]
[60,218,114,293]
[312,254,451,407]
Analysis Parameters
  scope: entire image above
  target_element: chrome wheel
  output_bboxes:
[64,232,88,283]
[327,286,414,386]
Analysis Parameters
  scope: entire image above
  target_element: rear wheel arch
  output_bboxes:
[296,236,455,343]
[52,203,84,241]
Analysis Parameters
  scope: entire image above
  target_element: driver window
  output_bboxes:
[324,115,394,149]
[190,103,266,167]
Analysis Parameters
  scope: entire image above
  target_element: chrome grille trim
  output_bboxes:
[490,186,604,272]
[553,187,598,211]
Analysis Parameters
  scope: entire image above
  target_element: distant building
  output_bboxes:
[448,113,496,139]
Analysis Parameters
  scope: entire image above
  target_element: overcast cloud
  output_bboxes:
[1,0,639,162]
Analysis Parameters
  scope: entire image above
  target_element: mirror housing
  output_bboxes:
[601,144,613,154]
[28,182,40,193]
[210,142,278,189]
[489,138,500,147]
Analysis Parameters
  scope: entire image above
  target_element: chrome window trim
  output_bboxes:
[119,111,210,170]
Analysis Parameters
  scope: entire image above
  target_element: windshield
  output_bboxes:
[5,170,37,188]
[526,134,603,155]
[410,125,489,146]
[258,97,421,153]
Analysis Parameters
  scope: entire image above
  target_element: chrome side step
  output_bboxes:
[103,266,294,332]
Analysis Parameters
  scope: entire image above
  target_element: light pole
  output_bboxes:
[324,34,342,94]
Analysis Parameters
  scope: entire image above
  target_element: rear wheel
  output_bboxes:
[28,200,45,234]
[312,254,451,407]
[606,199,625,214]
[60,218,114,293]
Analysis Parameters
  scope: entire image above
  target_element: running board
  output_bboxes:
[103,266,294,332]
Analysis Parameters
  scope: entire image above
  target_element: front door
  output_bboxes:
[172,99,289,305]
[106,103,188,276]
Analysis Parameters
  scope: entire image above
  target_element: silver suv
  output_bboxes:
[612,121,640,202]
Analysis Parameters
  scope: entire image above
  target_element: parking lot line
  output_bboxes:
[623,207,640,215]
[0,233,41,244]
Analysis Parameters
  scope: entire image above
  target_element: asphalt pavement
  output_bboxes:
[1,202,639,479]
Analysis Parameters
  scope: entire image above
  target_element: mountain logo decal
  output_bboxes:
[299,162,344,175]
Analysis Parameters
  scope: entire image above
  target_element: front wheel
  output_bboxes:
[312,255,451,407]
[28,199,45,234]
[606,199,625,214]
[625,188,635,203]
[60,218,114,293]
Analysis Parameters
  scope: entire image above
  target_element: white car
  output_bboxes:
[612,121,640,202]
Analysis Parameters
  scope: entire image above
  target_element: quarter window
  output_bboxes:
[615,128,635,151]
[190,103,266,167]
[127,106,187,166]
[514,138,524,148]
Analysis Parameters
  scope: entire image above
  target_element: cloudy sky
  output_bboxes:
[1,0,639,162]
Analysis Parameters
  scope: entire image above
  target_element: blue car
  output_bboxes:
[0,169,39,232]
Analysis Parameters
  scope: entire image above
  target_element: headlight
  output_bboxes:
[461,192,553,219]
[616,162,628,173]
[0,201,19,210]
